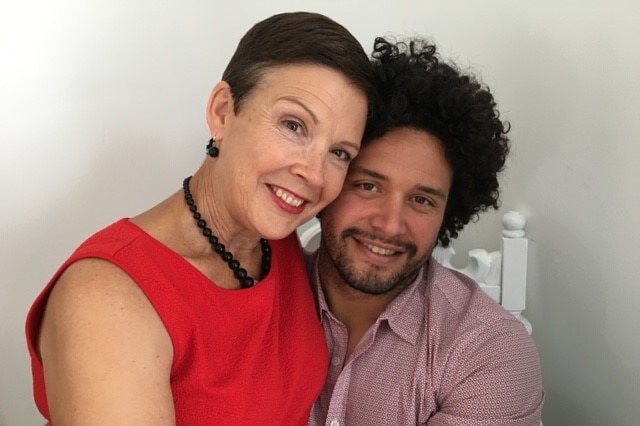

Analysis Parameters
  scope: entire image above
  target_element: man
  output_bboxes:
[308,37,544,425]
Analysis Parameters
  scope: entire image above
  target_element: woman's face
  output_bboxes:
[209,64,369,239]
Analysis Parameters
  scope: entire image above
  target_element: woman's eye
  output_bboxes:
[283,119,302,133]
[332,149,352,163]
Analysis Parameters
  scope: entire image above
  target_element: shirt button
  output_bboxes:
[330,420,340,426]
[331,356,341,366]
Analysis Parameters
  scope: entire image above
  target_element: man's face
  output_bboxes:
[320,127,453,295]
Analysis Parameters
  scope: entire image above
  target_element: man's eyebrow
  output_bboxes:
[349,166,388,181]
[416,184,448,200]
[350,166,447,200]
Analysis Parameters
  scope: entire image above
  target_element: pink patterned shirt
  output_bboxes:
[308,254,543,426]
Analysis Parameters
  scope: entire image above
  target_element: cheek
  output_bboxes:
[412,219,443,253]
[321,193,362,228]
[320,168,348,204]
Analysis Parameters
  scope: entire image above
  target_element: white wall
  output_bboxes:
[1,1,638,425]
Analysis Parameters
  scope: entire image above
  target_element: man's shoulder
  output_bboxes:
[424,260,539,379]
[425,260,521,333]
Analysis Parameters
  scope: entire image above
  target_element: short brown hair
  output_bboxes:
[222,12,375,113]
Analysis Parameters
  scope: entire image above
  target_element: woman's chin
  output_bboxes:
[258,219,309,241]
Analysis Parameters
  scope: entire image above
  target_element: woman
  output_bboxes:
[25,12,374,425]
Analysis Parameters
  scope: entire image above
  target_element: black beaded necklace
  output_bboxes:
[182,176,271,288]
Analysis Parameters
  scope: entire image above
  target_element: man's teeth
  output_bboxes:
[273,187,304,207]
[364,243,396,256]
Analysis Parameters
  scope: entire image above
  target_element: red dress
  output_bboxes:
[26,219,328,425]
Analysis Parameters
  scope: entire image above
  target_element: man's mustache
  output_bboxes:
[341,227,417,257]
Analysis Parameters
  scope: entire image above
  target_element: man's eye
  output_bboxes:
[361,183,376,191]
[414,196,433,206]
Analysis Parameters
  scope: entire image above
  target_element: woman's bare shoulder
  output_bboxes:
[46,257,159,316]
[39,258,175,425]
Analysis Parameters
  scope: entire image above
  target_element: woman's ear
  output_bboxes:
[206,81,234,140]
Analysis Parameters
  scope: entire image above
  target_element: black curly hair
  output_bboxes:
[365,37,510,247]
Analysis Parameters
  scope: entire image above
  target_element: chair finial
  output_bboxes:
[502,211,526,238]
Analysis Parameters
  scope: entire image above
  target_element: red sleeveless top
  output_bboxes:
[26,219,328,425]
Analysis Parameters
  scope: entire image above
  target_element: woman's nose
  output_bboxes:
[292,147,327,187]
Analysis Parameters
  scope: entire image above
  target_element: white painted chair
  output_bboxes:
[432,210,532,333]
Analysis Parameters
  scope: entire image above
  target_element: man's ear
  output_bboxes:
[206,81,234,140]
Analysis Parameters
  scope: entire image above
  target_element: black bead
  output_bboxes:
[241,277,254,287]
[260,268,270,280]
[214,243,225,254]
[222,252,233,262]
[207,146,219,158]
[229,260,240,270]
[234,268,248,279]
[206,139,220,158]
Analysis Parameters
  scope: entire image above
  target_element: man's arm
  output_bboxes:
[428,318,544,426]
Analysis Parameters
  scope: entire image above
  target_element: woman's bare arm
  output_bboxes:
[38,258,175,425]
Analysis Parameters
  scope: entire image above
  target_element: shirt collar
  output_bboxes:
[307,249,330,317]
[308,249,432,346]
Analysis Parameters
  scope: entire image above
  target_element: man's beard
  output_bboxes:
[323,225,431,295]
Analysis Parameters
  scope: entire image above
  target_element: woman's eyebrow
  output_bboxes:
[278,96,318,124]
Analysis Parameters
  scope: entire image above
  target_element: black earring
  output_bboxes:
[206,137,219,158]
